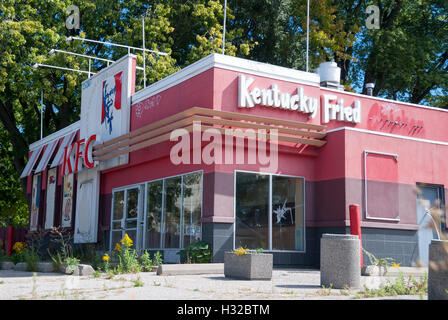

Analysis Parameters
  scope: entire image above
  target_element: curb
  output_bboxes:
[157,263,224,276]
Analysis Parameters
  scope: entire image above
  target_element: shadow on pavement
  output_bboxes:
[276,284,321,289]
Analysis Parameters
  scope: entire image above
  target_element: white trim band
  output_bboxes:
[327,126,448,146]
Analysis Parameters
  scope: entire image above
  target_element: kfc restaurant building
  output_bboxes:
[21,53,448,266]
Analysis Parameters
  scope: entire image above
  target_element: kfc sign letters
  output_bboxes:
[238,74,362,124]
[62,134,97,176]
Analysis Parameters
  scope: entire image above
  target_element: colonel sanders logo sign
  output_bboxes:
[101,71,123,135]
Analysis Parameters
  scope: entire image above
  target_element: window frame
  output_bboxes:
[416,182,446,231]
[233,170,306,253]
[110,170,203,252]
[363,150,400,222]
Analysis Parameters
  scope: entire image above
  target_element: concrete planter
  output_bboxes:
[1,261,15,270]
[224,252,273,280]
[428,239,448,300]
[13,262,28,272]
[37,262,55,273]
[320,234,361,289]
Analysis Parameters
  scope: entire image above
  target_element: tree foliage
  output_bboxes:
[350,0,448,106]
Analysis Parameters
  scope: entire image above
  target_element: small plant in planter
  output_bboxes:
[224,247,273,280]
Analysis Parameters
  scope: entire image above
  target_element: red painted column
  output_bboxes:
[6,226,14,256]
[349,204,363,268]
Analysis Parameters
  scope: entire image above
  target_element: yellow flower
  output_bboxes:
[114,243,122,252]
[234,247,249,255]
[392,262,401,268]
[102,254,110,262]
[12,242,26,254]
[120,234,133,247]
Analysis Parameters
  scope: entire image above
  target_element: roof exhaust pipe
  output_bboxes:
[316,62,343,91]
[365,83,375,96]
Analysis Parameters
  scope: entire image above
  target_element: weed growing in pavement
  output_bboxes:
[103,234,163,274]
[356,272,428,298]
[319,283,333,296]
[133,277,144,287]
[362,247,396,275]
[47,227,78,272]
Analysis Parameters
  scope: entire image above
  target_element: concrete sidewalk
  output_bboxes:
[0,266,428,300]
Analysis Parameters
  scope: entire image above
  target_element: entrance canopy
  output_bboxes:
[92,107,327,162]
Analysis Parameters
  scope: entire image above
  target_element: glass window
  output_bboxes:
[163,176,182,248]
[235,172,305,251]
[146,180,163,248]
[182,172,203,247]
[126,188,139,220]
[272,176,304,251]
[113,191,124,220]
[112,172,203,251]
[235,172,269,249]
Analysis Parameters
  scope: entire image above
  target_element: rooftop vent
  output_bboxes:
[316,62,343,90]
[365,83,375,96]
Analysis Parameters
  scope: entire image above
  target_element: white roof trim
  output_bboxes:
[321,87,448,113]
[29,120,80,151]
[327,126,448,146]
[131,53,321,106]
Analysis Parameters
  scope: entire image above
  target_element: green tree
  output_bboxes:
[0,0,255,224]
[0,124,28,228]
[350,0,448,106]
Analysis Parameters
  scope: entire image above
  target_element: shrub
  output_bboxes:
[139,250,153,272]
[177,240,211,263]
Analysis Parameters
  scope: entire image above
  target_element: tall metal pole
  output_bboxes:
[222,0,227,55]
[306,0,310,72]
[40,90,43,139]
[142,15,146,88]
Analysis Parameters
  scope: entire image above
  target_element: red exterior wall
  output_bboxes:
[97,61,448,236]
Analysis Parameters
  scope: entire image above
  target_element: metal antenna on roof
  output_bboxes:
[40,90,43,139]
[306,0,310,72]
[222,0,227,55]
[142,14,146,87]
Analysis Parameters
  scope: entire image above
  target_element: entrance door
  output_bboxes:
[110,185,144,252]
[415,184,444,267]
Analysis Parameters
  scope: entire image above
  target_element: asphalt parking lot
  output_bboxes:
[0,267,427,300]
